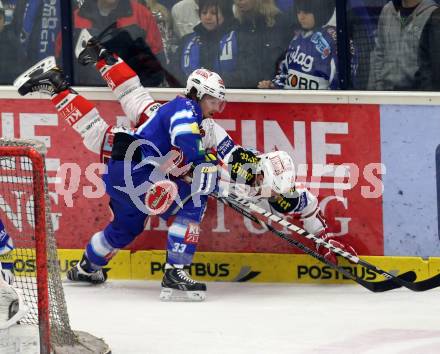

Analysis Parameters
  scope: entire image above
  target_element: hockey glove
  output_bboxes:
[316,232,358,265]
[229,148,259,185]
[191,163,219,195]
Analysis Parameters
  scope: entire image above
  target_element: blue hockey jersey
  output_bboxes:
[273,26,339,90]
[134,96,206,165]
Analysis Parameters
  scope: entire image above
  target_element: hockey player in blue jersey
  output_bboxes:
[99,68,225,301]
[14,43,226,301]
[258,0,339,90]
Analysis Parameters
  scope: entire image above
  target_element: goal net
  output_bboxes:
[0,138,109,354]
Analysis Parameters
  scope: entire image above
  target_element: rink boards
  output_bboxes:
[4,249,439,284]
[0,89,439,269]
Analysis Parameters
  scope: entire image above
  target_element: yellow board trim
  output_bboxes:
[3,250,438,284]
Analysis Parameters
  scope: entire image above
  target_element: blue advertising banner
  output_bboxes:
[381,105,440,257]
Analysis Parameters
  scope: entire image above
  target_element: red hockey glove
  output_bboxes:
[316,232,357,265]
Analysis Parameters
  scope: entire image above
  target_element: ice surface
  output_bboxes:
[63,280,440,354]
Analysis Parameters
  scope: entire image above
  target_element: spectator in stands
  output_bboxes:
[144,0,175,63]
[0,1,27,84]
[171,0,239,87]
[258,0,342,90]
[70,0,166,87]
[234,0,291,88]
[171,0,200,39]
[367,0,438,90]
[417,7,440,90]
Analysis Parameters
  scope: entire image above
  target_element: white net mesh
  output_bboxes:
[0,138,109,353]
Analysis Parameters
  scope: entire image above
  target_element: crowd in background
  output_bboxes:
[1,0,440,91]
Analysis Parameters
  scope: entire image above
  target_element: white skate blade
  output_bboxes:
[75,29,93,59]
[160,287,206,302]
[13,56,57,90]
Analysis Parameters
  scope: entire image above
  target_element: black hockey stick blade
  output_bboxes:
[263,223,416,293]
[399,272,440,292]
[357,271,416,293]
[357,258,440,292]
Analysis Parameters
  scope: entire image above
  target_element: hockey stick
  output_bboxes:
[223,193,440,292]
[215,194,415,292]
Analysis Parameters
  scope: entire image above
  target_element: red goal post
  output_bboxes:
[0,138,109,354]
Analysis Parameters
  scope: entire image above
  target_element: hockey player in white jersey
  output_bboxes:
[200,120,357,264]
[248,151,357,264]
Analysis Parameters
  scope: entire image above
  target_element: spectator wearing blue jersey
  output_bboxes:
[171,0,239,87]
[258,0,339,89]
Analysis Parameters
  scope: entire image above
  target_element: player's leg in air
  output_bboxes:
[13,56,110,157]
[13,57,131,284]
[13,58,144,285]
[75,30,161,129]
[13,31,160,159]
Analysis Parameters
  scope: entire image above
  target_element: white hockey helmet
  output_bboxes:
[257,151,296,194]
[185,68,226,101]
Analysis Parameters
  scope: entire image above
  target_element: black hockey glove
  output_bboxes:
[229,148,259,185]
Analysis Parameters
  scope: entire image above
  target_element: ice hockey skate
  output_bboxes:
[13,56,70,96]
[66,262,107,285]
[160,264,206,302]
